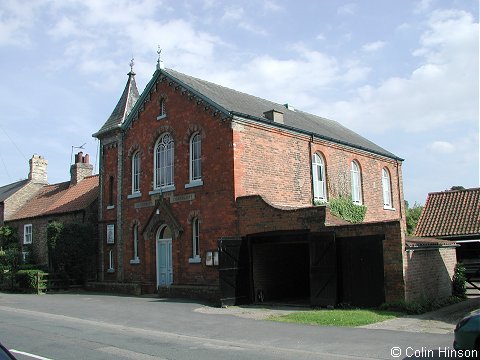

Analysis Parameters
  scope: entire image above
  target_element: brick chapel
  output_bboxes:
[91,57,442,307]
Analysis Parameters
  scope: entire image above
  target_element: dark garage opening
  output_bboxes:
[252,240,310,304]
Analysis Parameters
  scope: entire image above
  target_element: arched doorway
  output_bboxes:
[156,225,173,288]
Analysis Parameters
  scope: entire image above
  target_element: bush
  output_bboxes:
[15,270,46,293]
[452,263,467,299]
[328,196,367,223]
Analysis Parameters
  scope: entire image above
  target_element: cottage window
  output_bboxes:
[23,224,32,244]
[312,153,327,202]
[350,160,363,205]
[189,133,202,184]
[154,133,174,190]
[189,218,201,263]
[132,151,140,194]
[382,168,393,209]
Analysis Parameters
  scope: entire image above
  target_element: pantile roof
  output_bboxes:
[99,67,402,161]
[415,188,480,238]
[9,175,99,221]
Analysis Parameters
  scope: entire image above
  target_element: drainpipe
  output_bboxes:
[308,134,314,205]
[116,131,124,282]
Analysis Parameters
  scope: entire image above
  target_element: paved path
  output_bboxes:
[196,297,480,334]
[361,297,480,334]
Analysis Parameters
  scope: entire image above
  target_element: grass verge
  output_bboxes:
[267,309,403,327]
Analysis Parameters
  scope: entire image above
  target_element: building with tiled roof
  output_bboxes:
[5,152,99,268]
[415,188,480,262]
[0,155,48,225]
[90,58,420,307]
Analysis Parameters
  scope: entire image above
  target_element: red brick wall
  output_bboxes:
[113,77,238,287]
[236,195,406,303]
[232,120,405,224]
[404,247,456,302]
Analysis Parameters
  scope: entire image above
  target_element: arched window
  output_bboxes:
[312,153,327,202]
[350,160,362,205]
[190,133,202,182]
[157,98,166,119]
[189,218,200,263]
[382,168,392,208]
[154,133,174,189]
[132,224,139,262]
[132,151,140,194]
[108,176,114,207]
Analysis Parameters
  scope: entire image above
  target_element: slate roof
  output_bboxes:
[415,188,480,238]
[9,175,99,221]
[0,179,29,202]
[94,71,139,137]
[113,67,401,160]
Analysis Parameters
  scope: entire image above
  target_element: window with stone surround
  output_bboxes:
[382,167,393,209]
[187,132,202,187]
[132,151,140,194]
[189,218,201,263]
[350,160,363,205]
[312,153,327,202]
[154,133,174,190]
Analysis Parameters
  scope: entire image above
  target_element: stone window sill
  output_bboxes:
[106,205,115,210]
[185,180,203,189]
[128,193,142,199]
[107,269,115,273]
[156,114,167,120]
[149,185,176,196]
[189,257,201,264]
[383,206,396,211]
[130,258,140,265]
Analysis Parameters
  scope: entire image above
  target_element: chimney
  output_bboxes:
[29,155,48,184]
[263,109,284,124]
[70,152,93,185]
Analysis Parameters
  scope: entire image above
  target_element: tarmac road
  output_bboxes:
[0,292,475,360]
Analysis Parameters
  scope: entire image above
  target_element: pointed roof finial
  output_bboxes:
[128,57,136,76]
[156,45,165,70]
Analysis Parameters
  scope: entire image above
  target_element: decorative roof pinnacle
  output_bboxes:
[156,45,165,70]
[128,57,136,76]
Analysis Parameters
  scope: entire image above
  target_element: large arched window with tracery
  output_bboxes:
[154,133,174,189]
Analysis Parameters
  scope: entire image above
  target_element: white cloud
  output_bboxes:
[325,9,478,134]
[415,0,434,14]
[337,3,357,15]
[362,41,386,52]
[428,141,455,154]
[263,1,284,12]
[0,0,45,46]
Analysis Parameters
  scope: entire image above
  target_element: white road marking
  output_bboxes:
[9,349,54,360]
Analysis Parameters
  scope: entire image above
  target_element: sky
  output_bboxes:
[0,0,478,206]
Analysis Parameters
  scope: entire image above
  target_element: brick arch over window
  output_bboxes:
[129,219,141,231]
[187,210,201,224]
[127,144,142,158]
[182,124,206,145]
[148,126,176,152]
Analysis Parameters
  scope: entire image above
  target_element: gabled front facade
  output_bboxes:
[93,63,407,305]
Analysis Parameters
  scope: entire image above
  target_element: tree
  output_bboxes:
[405,201,423,235]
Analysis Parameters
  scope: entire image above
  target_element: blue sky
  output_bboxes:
[0,0,478,205]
